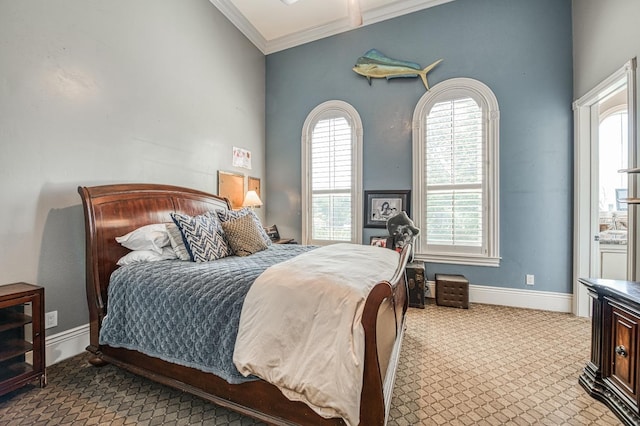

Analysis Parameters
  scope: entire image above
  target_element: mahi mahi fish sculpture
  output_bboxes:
[352,49,442,90]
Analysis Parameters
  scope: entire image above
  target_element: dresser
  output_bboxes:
[579,278,640,425]
[0,283,46,396]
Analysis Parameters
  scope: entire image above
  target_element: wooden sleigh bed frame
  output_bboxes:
[78,183,411,426]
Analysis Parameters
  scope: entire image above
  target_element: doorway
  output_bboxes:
[598,100,628,280]
[573,58,637,317]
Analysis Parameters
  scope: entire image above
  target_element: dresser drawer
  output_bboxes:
[609,305,639,402]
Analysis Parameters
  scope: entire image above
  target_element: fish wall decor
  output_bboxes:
[352,49,442,91]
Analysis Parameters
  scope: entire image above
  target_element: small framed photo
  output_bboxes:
[263,224,280,241]
[364,190,411,228]
[370,236,392,248]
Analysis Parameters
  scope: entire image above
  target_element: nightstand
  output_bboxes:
[0,282,46,396]
[406,262,425,308]
[273,238,297,244]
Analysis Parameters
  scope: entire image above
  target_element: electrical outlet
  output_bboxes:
[45,311,58,329]
[526,274,535,286]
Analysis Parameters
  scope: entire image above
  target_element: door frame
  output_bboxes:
[573,58,637,317]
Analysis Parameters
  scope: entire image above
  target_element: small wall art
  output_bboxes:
[232,147,252,169]
[364,190,411,228]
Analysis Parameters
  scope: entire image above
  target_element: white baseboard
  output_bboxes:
[43,285,572,366]
[425,281,573,313]
[45,323,90,366]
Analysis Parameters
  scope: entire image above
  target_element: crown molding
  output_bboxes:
[209,0,268,53]
[210,0,456,55]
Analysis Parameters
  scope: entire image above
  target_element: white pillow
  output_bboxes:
[116,247,177,266]
[115,224,170,254]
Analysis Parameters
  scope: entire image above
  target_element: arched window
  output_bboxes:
[599,106,628,212]
[302,100,363,245]
[412,78,500,266]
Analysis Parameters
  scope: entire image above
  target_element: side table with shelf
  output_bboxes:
[0,282,46,396]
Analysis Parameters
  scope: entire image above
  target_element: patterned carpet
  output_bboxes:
[0,301,622,425]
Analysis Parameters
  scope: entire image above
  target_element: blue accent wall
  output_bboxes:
[265,0,573,293]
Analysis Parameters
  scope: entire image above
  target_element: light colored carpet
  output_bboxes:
[0,301,622,425]
[390,301,621,425]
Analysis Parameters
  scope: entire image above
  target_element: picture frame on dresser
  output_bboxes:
[370,236,392,248]
[263,224,280,241]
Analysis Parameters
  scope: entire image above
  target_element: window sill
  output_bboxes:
[415,253,501,267]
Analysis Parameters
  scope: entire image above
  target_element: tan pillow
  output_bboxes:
[221,213,269,256]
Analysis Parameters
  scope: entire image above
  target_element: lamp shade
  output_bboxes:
[242,190,263,208]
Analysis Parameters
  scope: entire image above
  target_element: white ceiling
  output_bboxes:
[209,0,455,54]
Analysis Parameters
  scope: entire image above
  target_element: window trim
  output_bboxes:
[412,78,500,266]
[301,100,363,245]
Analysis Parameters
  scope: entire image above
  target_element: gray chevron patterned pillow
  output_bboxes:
[170,211,232,262]
[221,213,269,256]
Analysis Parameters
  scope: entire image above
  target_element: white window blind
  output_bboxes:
[310,116,352,241]
[412,78,500,266]
[302,100,362,245]
[425,97,483,249]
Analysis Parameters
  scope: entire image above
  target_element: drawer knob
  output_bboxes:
[615,345,628,358]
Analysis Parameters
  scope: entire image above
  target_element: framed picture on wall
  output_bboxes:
[218,171,245,209]
[248,176,261,198]
[364,190,410,228]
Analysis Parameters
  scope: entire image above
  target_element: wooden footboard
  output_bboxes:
[78,183,410,426]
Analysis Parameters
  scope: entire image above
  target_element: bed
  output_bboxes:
[78,183,411,426]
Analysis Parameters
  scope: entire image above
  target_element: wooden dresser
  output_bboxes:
[579,278,640,425]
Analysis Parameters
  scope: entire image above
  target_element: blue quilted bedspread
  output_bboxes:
[100,244,316,384]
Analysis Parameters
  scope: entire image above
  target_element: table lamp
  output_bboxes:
[242,190,263,209]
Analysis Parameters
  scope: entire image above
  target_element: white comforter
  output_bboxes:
[233,243,400,426]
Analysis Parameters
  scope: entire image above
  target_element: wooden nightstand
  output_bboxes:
[273,238,297,244]
[0,283,46,396]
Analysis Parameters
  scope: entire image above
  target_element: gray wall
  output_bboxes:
[266,0,574,293]
[0,0,265,334]
[572,0,640,99]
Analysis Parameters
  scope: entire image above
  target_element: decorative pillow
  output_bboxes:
[116,247,177,266]
[216,208,272,246]
[165,222,191,261]
[170,212,232,262]
[115,223,170,254]
[221,213,269,257]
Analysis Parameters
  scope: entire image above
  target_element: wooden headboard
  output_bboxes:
[78,183,230,350]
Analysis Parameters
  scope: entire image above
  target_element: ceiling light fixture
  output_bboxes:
[347,0,362,27]
[280,0,299,4]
